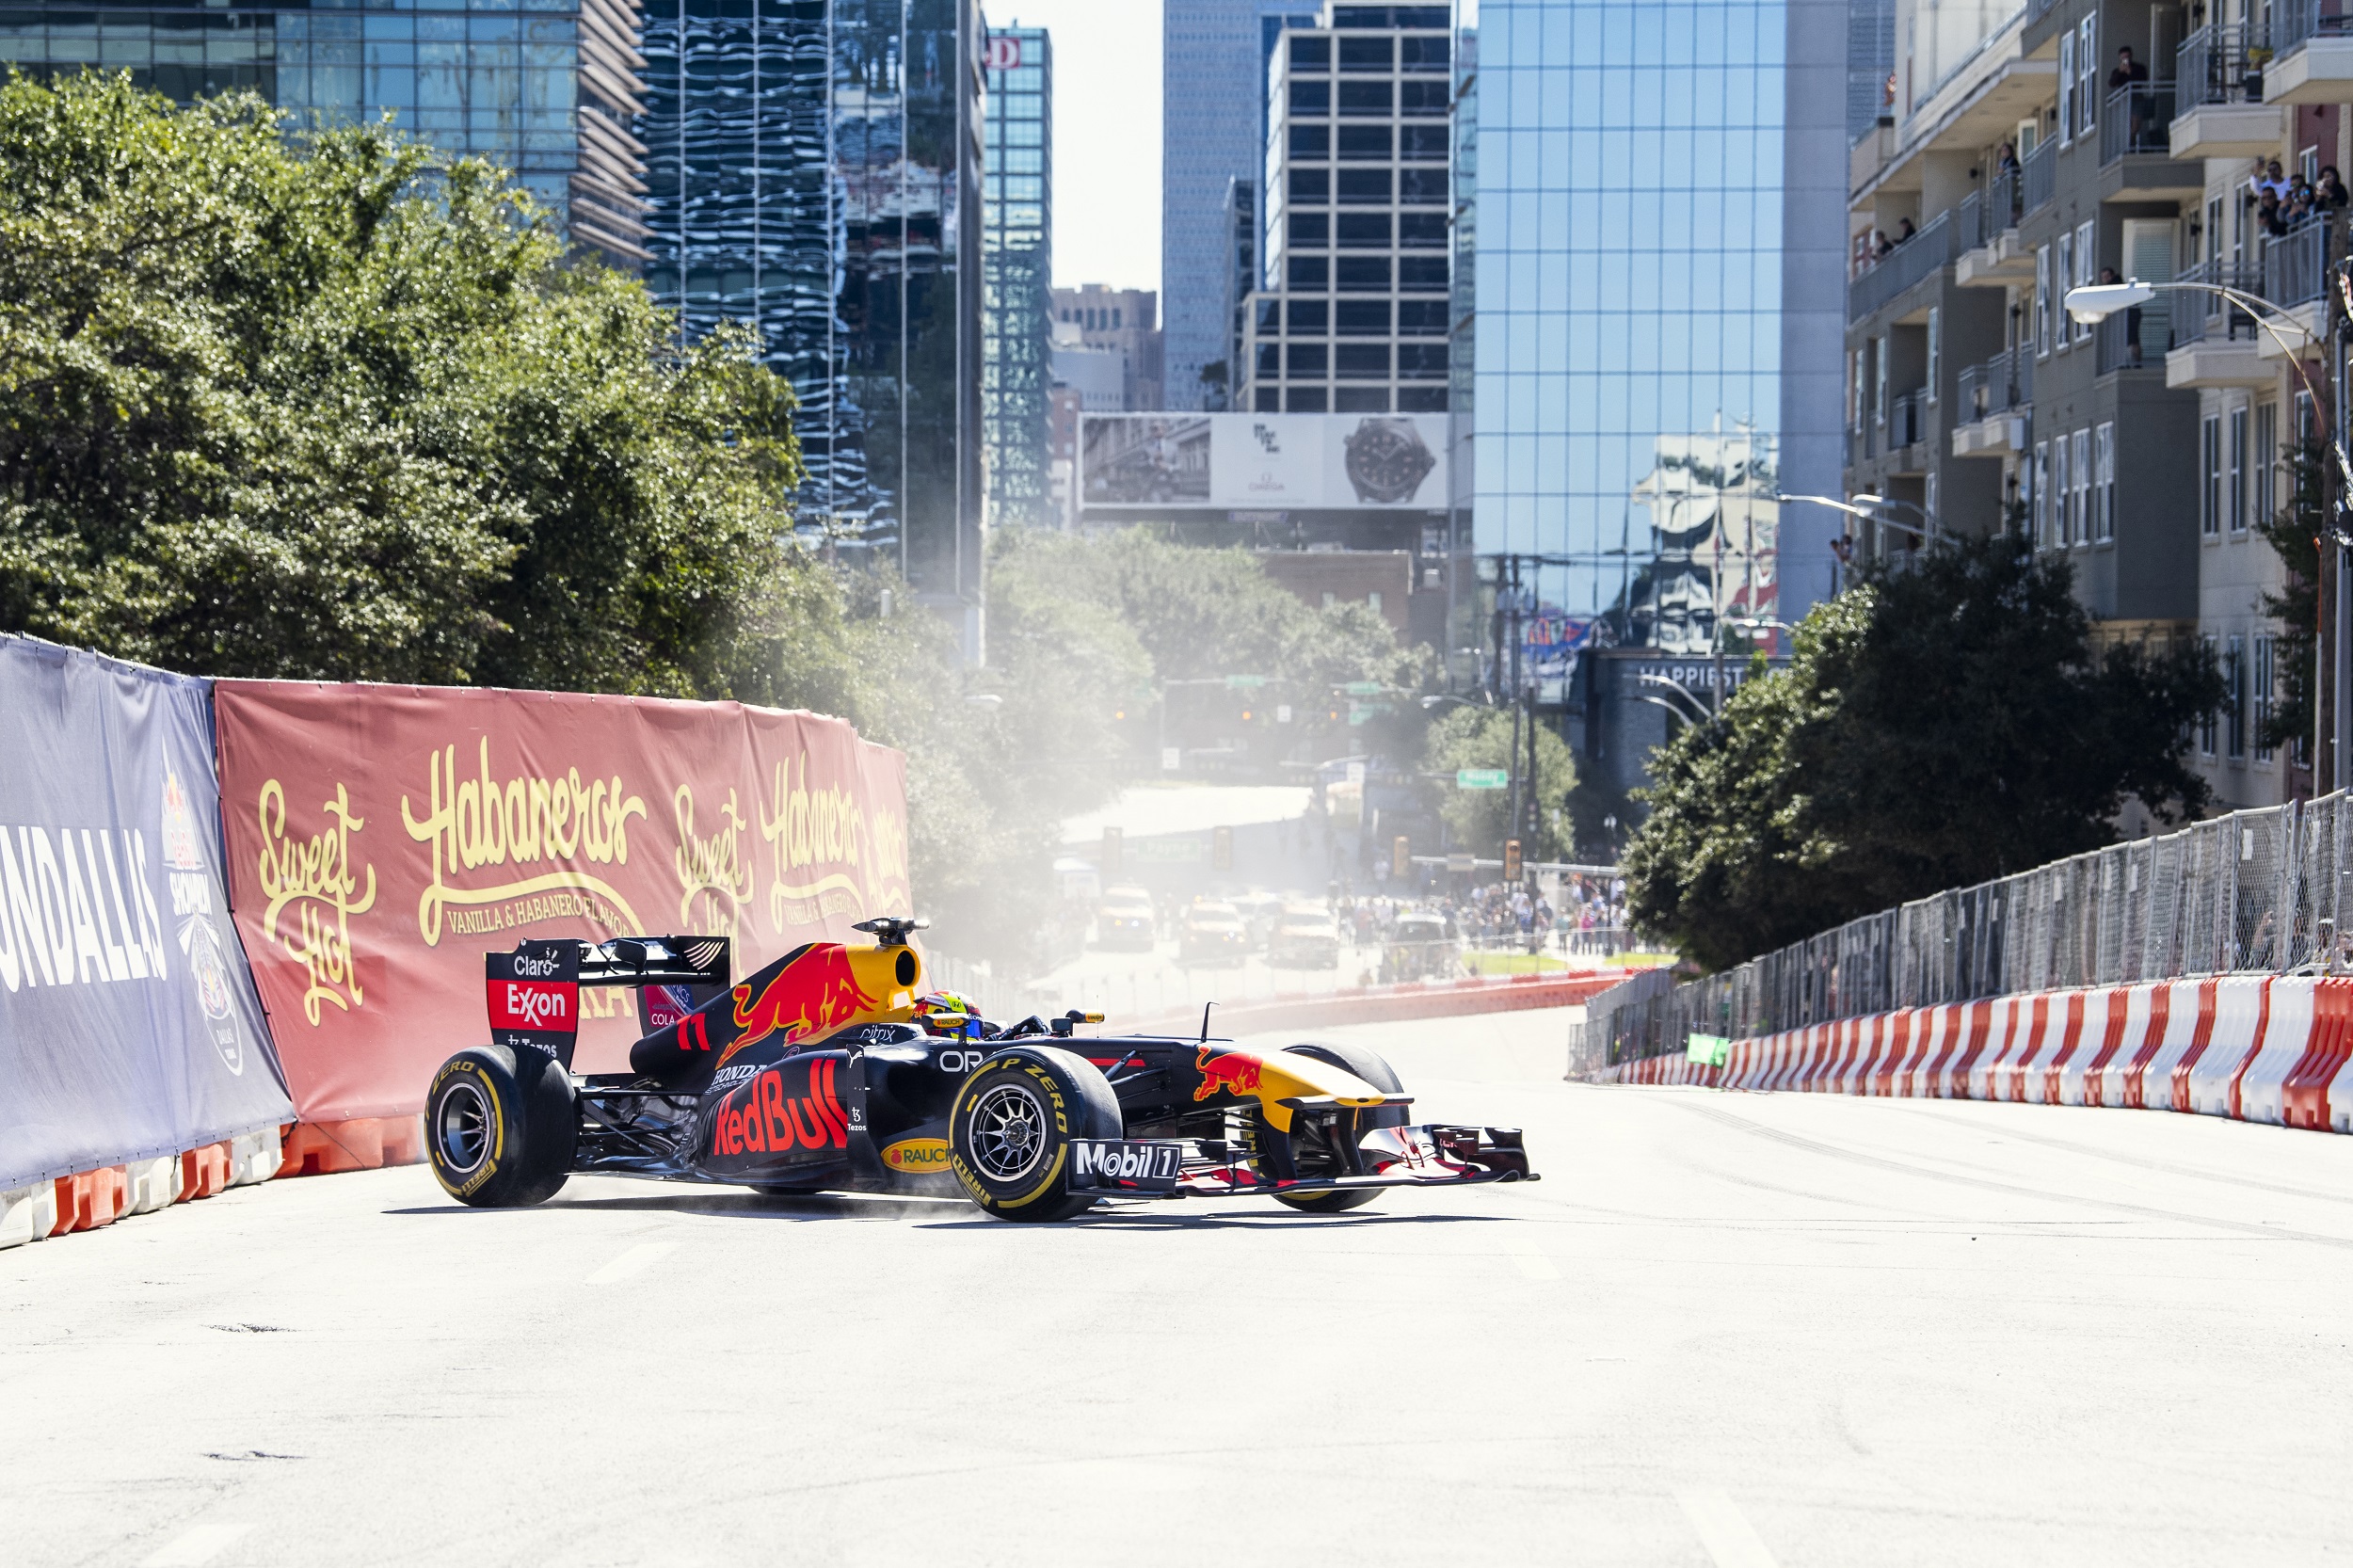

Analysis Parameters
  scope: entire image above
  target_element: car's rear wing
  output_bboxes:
[486,936,732,1068]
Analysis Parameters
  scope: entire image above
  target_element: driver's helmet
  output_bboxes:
[913,990,980,1032]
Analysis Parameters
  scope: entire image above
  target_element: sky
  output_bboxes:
[989,0,1163,294]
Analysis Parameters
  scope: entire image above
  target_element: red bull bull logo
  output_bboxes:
[1193,1046,1263,1102]
[710,1058,849,1158]
[717,944,880,1066]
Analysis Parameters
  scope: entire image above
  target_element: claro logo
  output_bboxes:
[512,953,565,979]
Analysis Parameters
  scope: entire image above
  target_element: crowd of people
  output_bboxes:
[2249,158,2350,237]
[1334,874,1632,957]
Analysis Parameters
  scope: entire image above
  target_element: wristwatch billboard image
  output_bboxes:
[1342,417,1437,504]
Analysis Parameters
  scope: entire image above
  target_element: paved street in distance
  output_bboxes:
[9,1009,2353,1566]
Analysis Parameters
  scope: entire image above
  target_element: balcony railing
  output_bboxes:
[2264,215,2337,309]
[1849,210,1957,323]
[2022,138,2056,216]
[1956,348,2032,422]
[1889,388,1928,450]
[2169,261,2265,347]
[2095,305,2171,373]
[2100,82,2175,163]
[1985,168,2019,237]
[2272,0,2353,59]
[2176,22,2268,107]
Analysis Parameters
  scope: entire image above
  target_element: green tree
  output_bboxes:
[1420,705,1577,860]
[1625,531,2222,971]
[2254,433,2324,757]
[0,71,801,693]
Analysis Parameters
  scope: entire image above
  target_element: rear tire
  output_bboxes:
[426,1046,575,1208]
[950,1046,1123,1223]
[1258,1042,1406,1213]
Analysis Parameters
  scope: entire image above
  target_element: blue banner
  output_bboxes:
[0,637,292,1188]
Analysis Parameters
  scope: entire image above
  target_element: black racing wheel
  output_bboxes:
[949,1046,1123,1223]
[425,1045,576,1208]
[1256,1041,1406,1214]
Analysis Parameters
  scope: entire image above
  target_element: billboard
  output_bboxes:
[214,683,909,1120]
[1081,412,1448,511]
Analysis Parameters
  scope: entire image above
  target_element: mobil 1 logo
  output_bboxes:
[1068,1139,1183,1194]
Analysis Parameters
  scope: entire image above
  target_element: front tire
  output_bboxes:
[950,1046,1123,1223]
[1257,1042,1406,1213]
[426,1046,575,1208]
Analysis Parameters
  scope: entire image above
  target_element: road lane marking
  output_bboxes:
[142,1524,252,1566]
[1506,1235,1561,1279]
[1677,1489,1779,1568]
[585,1241,676,1284]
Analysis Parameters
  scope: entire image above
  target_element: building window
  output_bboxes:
[2041,243,2060,353]
[2226,634,2247,760]
[1335,343,1389,378]
[2070,429,2090,546]
[1288,298,1328,332]
[1289,168,1331,203]
[1288,255,1329,290]
[1289,34,1329,70]
[2255,635,2278,762]
[2053,434,2073,546]
[1927,306,1940,404]
[2199,635,2219,756]
[2076,18,2099,138]
[1336,212,1390,248]
[1256,343,1281,377]
[1337,124,1391,160]
[1398,212,1448,248]
[2034,440,2051,548]
[1288,385,1327,411]
[2255,401,2278,528]
[2201,415,2222,536]
[1289,124,1330,159]
[1289,80,1330,117]
[1336,299,1388,334]
[1336,168,1387,203]
[2072,221,2094,343]
[1337,80,1393,116]
[1874,336,1887,426]
[1399,124,1448,160]
[2229,404,2249,532]
[2094,422,2115,541]
[1287,343,1328,376]
[1337,34,1392,70]
[1398,256,1449,290]
[1289,212,1330,248]
[1398,343,1448,377]
[1851,351,1865,430]
[1336,256,1391,291]
[1334,386,1389,411]
[1254,387,1281,411]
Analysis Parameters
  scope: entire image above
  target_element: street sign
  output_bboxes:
[1686,1032,1731,1066]
[1341,680,1385,697]
[1348,703,1377,726]
[1456,768,1509,790]
[1275,704,1293,724]
[1225,674,1269,689]
[1160,746,1181,772]
[1445,853,1474,873]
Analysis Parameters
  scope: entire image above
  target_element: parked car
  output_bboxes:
[1382,910,1460,983]
[1179,899,1251,968]
[1230,888,1286,949]
[1094,886,1158,952]
[1268,903,1341,969]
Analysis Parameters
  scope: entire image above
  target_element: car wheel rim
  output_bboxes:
[438,1080,492,1175]
[968,1081,1048,1182]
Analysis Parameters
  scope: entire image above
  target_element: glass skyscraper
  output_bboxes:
[1470,0,1840,648]
[640,0,985,650]
[0,0,649,262]
[981,24,1049,530]
[1162,0,1319,410]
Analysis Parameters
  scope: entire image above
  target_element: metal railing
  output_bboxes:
[2022,137,2057,216]
[1958,347,2031,421]
[1849,210,1957,323]
[1888,387,1928,449]
[2176,22,2268,107]
[1590,792,2353,1067]
[2264,214,2337,309]
[1985,168,2020,239]
[2100,81,2175,163]
[2169,260,2265,346]
[2095,301,2169,372]
[2273,0,2353,58]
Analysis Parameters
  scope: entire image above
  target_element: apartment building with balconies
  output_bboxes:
[1849,0,2238,726]
[2161,0,2345,803]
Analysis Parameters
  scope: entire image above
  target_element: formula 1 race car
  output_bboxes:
[426,918,1535,1222]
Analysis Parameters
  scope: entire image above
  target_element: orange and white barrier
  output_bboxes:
[1593,973,2353,1144]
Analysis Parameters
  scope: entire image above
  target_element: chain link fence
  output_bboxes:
[1586,792,2353,1069]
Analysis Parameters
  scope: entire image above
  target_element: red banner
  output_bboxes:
[213,682,910,1120]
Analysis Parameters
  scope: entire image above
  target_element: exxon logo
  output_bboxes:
[504,982,571,1029]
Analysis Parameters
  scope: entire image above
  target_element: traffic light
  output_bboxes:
[1212,824,1234,872]
[1503,839,1522,882]
[1392,835,1410,879]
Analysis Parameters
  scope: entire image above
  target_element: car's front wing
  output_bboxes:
[1066,1124,1536,1201]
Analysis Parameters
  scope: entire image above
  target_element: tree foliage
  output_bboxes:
[1625,531,2223,972]
[2255,432,2324,757]
[1420,706,1577,860]
[0,71,800,693]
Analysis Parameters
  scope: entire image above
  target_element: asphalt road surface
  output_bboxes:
[12,1009,2353,1566]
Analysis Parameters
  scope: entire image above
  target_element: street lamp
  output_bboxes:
[1776,492,1940,587]
[1638,671,1712,724]
[2068,275,2353,789]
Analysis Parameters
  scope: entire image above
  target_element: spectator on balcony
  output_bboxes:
[1895,216,1916,246]
[2100,266,2145,365]
[1996,140,2020,178]
[2108,48,2153,148]
[2251,158,2291,201]
[2258,187,2290,238]
[2320,167,2351,211]
[1871,229,1893,261]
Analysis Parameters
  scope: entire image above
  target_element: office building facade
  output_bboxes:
[640,0,985,651]
[1162,0,1321,410]
[983,24,1051,530]
[1236,5,1455,418]
[0,0,649,262]
[1051,284,1163,410]
[1470,0,1845,810]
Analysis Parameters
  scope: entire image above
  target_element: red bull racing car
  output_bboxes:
[426,918,1534,1222]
